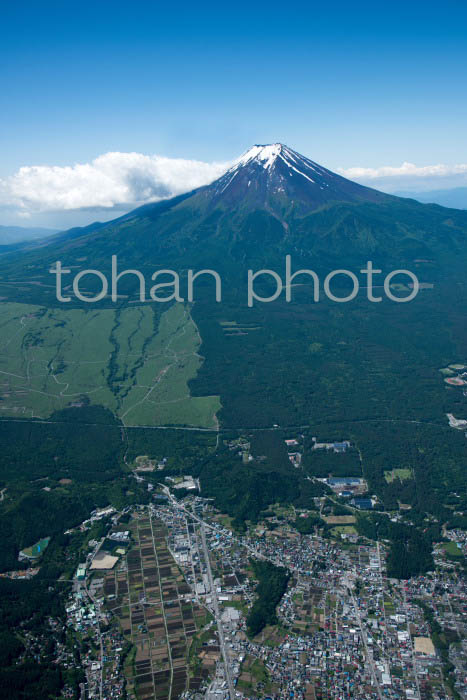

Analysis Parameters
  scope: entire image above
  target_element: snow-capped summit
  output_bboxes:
[235,143,284,168]
[208,143,389,212]
[232,143,329,181]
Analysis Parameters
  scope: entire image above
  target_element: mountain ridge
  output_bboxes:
[1,143,467,306]
[0,144,466,535]
[205,143,392,212]
[0,224,59,245]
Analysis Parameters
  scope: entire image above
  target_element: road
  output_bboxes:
[349,585,384,700]
[403,587,421,700]
[0,415,455,433]
[199,521,236,700]
[162,485,285,570]
[160,491,237,697]
[84,579,104,700]
[184,517,200,604]
[376,541,390,662]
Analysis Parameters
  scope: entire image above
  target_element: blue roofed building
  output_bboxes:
[351,497,373,510]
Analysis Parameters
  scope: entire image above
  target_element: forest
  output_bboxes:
[246,559,290,637]
[356,513,435,578]
[0,380,464,688]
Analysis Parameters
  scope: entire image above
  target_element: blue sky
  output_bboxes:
[1,0,467,226]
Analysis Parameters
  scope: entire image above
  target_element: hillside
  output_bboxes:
[0,144,465,529]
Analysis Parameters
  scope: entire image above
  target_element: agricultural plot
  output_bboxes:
[237,655,274,696]
[325,515,356,525]
[104,515,211,700]
[290,585,325,635]
[0,301,220,427]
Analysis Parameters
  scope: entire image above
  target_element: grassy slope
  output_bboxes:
[0,301,220,428]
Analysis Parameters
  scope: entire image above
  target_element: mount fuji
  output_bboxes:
[0,143,467,507]
[208,143,391,211]
[1,143,467,304]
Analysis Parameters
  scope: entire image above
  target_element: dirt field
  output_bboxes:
[325,515,356,525]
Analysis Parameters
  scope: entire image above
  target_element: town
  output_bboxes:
[43,462,466,700]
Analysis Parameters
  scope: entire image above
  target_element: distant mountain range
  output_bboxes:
[394,186,467,210]
[0,225,58,245]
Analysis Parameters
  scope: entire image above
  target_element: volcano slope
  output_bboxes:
[0,143,466,528]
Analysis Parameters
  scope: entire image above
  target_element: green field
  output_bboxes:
[384,468,413,483]
[20,536,51,559]
[443,541,464,558]
[0,301,220,427]
[331,525,358,536]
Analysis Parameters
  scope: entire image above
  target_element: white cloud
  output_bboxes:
[0,151,231,215]
[338,162,467,180]
[2,151,467,224]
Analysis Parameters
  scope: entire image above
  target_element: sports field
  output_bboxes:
[0,301,220,427]
[20,537,51,559]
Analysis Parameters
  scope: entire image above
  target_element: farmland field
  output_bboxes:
[104,515,212,699]
[0,301,220,427]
